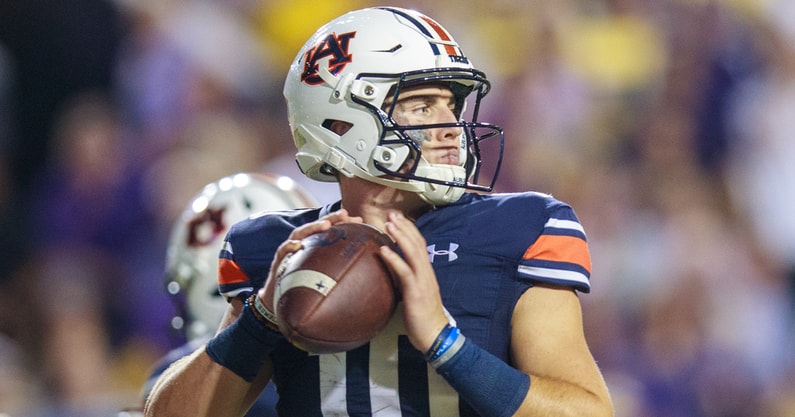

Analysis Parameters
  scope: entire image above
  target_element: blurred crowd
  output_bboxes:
[1,0,794,416]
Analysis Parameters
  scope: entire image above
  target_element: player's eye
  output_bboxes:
[410,103,432,116]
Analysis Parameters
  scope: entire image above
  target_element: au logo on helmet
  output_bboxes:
[187,207,226,247]
[300,31,357,85]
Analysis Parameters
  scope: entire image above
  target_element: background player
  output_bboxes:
[145,7,613,416]
[142,172,317,416]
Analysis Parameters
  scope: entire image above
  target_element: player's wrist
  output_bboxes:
[205,299,283,382]
[248,293,281,333]
[435,338,530,417]
[424,323,465,368]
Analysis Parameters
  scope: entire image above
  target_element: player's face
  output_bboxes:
[386,84,463,166]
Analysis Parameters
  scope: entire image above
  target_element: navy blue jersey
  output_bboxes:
[217,192,591,416]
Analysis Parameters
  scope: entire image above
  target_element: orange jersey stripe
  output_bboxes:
[218,258,251,286]
[523,235,592,274]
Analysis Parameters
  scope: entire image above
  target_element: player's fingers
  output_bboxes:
[269,239,303,276]
[325,208,364,225]
[290,209,364,241]
[384,212,428,268]
[379,245,412,287]
[276,239,302,257]
[291,210,347,239]
[381,242,447,352]
[322,208,364,225]
[384,212,423,247]
[290,219,331,240]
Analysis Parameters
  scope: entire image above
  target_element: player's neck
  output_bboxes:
[339,176,430,230]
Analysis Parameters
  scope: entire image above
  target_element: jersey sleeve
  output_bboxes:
[517,204,592,293]
[218,237,254,300]
[216,206,327,300]
[216,212,294,300]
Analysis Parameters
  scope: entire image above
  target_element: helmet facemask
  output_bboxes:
[353,69,504,205]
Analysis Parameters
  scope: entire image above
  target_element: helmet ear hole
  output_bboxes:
[322,119,354,136]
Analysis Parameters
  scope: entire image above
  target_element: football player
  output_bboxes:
[145,7,613,416]
[142,172,317,416]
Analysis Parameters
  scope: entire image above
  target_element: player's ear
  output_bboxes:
[323,119,353,136]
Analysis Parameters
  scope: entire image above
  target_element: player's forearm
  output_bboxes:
[145,297,280,416]
[433,335,612,417]
[516,373,614,417]
[144,348,256,417]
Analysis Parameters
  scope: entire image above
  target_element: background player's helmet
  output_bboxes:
[164,172,318,341]
[283,7,503,205]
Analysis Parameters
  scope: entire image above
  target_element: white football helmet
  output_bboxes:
[164,172,318,341]
[283,7,503,205]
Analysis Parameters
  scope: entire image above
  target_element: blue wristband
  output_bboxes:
[425,324,454,361]
[436,338,530,417]
[429,328,464,368]
[431,326,460,362]
[205,300,283,382]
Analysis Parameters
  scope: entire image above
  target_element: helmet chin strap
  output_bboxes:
[417,181,465,206]
[414,162,467,205]
[336,150,466,206]
[330,148,426,194]
[393,131,468,205]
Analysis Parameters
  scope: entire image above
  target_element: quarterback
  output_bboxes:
[145,7,613,417]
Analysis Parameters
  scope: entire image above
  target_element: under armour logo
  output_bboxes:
[427,243,459,263]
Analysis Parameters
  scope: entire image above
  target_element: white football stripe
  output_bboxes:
[276,270,337,299]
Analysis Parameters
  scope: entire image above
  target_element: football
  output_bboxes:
[273,223,400,353]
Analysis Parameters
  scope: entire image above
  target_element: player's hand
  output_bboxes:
[257,209,363,325]
[379,211,449,353]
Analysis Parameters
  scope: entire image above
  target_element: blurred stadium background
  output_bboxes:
[1,0,794,416]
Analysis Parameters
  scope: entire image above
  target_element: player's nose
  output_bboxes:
[433,107,462,143]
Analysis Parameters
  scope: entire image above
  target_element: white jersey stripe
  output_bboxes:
[221,240,233,255]
[544,218,585,234]
[368,309,402,415]
[518,265,589,287]
[427,365,458,416]
[319,353,348,415]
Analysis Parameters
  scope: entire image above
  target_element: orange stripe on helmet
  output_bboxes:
[420,15,458,56]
